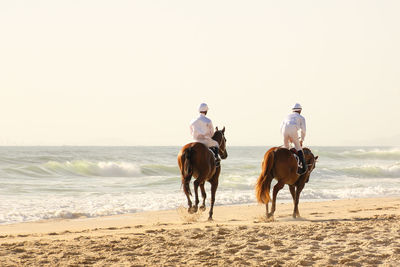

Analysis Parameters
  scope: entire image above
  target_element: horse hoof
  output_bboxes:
[188,207,197,214]
[199,206,206,211]
[267,213,274,218]
[189,206,198,213]
[208,217,213,221]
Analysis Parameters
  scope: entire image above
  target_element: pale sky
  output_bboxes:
[1,1,399,146]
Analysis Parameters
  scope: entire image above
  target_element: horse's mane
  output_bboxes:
[303,148,315,159]
[212,129,223,141]
[212,130,220,138]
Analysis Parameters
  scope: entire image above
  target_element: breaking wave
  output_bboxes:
[3,160,180,178]
[315,147,400,160]
[327,163,400,178]
[3,161,143,178]
[44,161,143,177]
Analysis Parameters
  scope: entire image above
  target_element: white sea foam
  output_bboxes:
[0,192,184,224]
[302,186,400,200]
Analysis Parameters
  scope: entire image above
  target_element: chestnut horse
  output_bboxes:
[255,147,318,218]
[177,127,228,220]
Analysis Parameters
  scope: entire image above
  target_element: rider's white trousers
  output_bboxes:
[282,125,302,151]
[194,138,219,148]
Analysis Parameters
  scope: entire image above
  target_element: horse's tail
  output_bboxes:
[181,147,193,196]
[255,150,275,204]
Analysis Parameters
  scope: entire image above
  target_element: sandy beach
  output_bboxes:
[0,197,399,266]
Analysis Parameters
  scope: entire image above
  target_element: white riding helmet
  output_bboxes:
[292,103,302,111]
[198,103,209,112]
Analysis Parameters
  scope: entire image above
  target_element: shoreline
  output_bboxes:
[1,197,400,234]
[2,196,397,229]
[1,197,400,266]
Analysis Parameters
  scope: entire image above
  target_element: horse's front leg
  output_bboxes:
[208,179,218,220]
[289,185,296,218]
[293,183,305,218]
[208,168,220,221]
[199,183,207,211]
[268,181,285,218]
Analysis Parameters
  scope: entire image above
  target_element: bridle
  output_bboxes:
[213,130,227,158]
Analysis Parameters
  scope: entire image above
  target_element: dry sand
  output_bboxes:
[1,197,400,266]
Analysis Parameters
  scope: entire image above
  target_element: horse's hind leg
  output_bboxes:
[191,179,201,213]
[268,180,285,218]
[184,176,194,213]
[199,183,207,211]
[293,184,305,218]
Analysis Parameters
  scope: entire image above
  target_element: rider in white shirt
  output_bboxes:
[281,103,307,174]
[190,103,220,164]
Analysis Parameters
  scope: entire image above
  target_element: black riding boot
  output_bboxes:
[297,150,308,175]
[211,147,221,167]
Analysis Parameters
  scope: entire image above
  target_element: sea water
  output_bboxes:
[1,146,400,225]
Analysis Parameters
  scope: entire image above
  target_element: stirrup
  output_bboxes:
[210,147,220,167]
[297,164,308,175]
[296,150,307,175]
[215,159,220,167]
[297,168,306,175]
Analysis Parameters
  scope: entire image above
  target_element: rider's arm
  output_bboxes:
[190,121,203,139]
[208,121,215,138]
[300,117,306,141]
[280,120,285,134]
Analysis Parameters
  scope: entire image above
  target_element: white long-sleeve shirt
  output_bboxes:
[190,113,215,142]
[281,112,307,141]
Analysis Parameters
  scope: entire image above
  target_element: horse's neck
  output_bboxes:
[212,133,221,145]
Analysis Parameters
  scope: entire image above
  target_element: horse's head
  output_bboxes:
[212,126,228,159]
[303,148,318,182]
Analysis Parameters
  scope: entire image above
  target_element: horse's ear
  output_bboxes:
[216,126,219,131]
[222,126,225,133]
[315,156,319,161]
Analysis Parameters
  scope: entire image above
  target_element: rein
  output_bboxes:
[213,131,225,149]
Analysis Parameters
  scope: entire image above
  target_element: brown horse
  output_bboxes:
[255,147,318,218]
[177,127,228,220]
